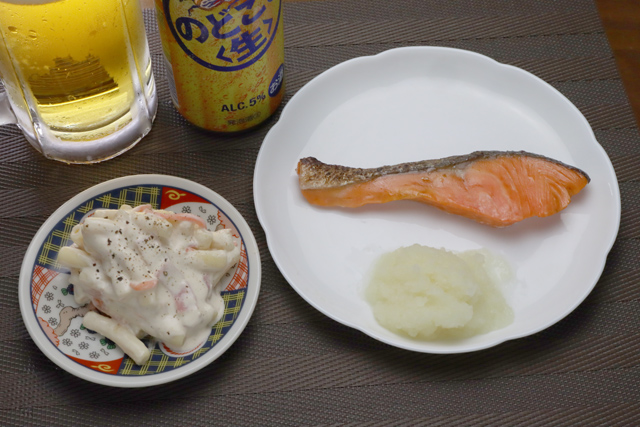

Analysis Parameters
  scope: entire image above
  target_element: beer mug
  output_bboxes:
[0,0,157,163]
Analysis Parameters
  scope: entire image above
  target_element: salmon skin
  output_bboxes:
[297,151,590,227]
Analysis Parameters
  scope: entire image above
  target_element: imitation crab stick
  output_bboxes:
[297,151,590,227]
[133,204,208,229]
[130,279,158,291]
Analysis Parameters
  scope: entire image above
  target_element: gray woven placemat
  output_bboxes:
[1,0,639,425]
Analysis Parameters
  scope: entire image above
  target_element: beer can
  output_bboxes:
[154,0,284,132]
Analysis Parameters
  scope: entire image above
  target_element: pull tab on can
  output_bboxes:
[154,0,284,132]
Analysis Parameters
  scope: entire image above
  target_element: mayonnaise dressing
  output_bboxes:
[58,204,241,363]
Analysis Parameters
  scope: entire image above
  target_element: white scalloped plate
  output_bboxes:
[253,46,620,353]
[20,175,261,387]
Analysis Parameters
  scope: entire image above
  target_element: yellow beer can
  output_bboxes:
[154,0,284,132]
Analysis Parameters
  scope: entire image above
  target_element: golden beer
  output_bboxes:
[0,0,157,162]
[154,0,284,132]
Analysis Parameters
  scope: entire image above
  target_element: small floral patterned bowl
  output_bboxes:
[19,175,261,387]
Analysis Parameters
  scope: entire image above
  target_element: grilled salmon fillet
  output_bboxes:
[296,151,590,227]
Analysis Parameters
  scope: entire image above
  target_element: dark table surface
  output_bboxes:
[2,0,639,425]
[596,0,640,129]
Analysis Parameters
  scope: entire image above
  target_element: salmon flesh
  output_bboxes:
[297,151,590,227]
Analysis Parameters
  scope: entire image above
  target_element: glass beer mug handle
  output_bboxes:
[0,90,17,125]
